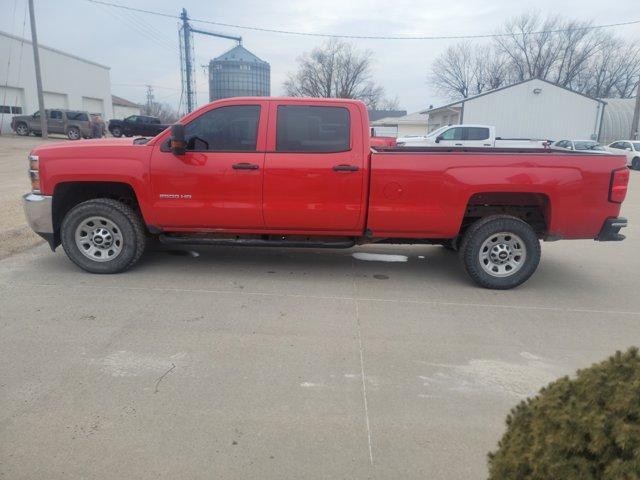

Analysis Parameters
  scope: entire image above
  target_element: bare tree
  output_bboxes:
[143,102,179,123]
[431,13,640,100]
[284,40,390,108]
[430,42,509,99]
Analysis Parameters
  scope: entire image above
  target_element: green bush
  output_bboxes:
[488,347,640,480]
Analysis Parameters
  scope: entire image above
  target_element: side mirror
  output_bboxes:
[170,124,186,155]
[435,135,442,143]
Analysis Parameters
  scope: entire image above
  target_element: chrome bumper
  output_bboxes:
[23,193,53,234]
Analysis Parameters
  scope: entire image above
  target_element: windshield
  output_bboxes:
[574,141,604,151]
[426,125,450,138]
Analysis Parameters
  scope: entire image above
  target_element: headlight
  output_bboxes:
[28,154,40,193]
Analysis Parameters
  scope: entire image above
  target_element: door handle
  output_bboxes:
[333,164,359,172]
[454,143,463,146]
[232,162,259,170]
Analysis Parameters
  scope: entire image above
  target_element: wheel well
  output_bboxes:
[52,182,142,246]
[461,192,550,238]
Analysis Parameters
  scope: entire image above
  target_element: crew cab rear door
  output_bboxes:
[263,101,366,231]
[150,101,268,229]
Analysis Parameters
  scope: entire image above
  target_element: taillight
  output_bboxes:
[609,167,629,203]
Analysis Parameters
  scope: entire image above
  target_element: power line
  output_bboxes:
[82,0,640,41]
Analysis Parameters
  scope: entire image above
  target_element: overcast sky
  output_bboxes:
[1,0,639,114]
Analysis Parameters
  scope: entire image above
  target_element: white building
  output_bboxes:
[423,78,607,141]
[112,95,141,120]
[370,111,429,137]
[0,30,113,134]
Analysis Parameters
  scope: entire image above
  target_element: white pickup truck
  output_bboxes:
[396,124,550,149]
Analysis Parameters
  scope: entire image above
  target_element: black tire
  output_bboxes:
[125,133,133,137]
[67,126,81,140]
[61,198,146,274]
[459,215,541,290]
[111,126,122,137]
[15,122,29,136]
[632,158,640,170]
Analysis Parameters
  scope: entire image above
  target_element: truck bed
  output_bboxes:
[367,147,626,240]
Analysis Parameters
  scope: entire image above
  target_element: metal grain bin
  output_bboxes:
[208,45,270,101]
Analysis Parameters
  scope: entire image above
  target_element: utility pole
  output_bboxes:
[180,8,194,113]
[28,0,47,138]
[631,79,640,140]
[145,85,154,115]
[179,8,241,113]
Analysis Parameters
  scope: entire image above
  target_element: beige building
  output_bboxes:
[422,78,606,141]
[370,111,428,137]
[0,30,113,134]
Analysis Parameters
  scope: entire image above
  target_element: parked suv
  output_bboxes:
[11,109,92,140]
[108,115,168,138]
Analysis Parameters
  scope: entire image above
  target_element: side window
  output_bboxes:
[276,105,350,153]
[50,110,62,119]
[610,142,621,149]
[440,127,462,141]
[185,105,260,152]
[465,127,490,141]
[127,116,138,123]
[622,142,631,150]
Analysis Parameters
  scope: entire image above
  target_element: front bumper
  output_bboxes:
[23,193,55,247]
[597,217,627,241]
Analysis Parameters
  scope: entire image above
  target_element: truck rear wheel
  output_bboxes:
[67,127,81,140]
[111,126,122,137]
[459,215,540,289]
[61,199,146,274]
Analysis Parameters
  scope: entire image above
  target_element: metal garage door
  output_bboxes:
[0,86,25,134]
[82,97,104,115]
[44,91,68,109]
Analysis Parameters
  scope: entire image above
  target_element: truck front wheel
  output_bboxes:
[111,126,122,137]
[61,199,146,274]
[15,122,29,136]
[459,215,540,289]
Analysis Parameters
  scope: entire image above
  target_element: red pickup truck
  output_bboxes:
[23,97,629,289]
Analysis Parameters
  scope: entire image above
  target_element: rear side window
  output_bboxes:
[465,127,490,140]
[276,105,350,153]
[185,105,260,151]
[50,110,62,119]
[66,111,88,121]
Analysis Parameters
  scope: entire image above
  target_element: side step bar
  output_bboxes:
[159,234,356,249]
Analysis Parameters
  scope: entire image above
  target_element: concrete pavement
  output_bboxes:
[0,134,639,478]
[0,196,638,478]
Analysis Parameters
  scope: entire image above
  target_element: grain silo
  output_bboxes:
[208,45,270,101]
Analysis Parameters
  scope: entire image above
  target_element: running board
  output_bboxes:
[159,234,356,249]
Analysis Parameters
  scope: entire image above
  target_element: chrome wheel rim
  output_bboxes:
[74,216,123,262]
[68,129,80,139]
[479,232,527,277]
[17,124,28,135]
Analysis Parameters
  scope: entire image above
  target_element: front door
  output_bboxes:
[436,126,464,146]
[263,102,365,232]
[150,102,268,230]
